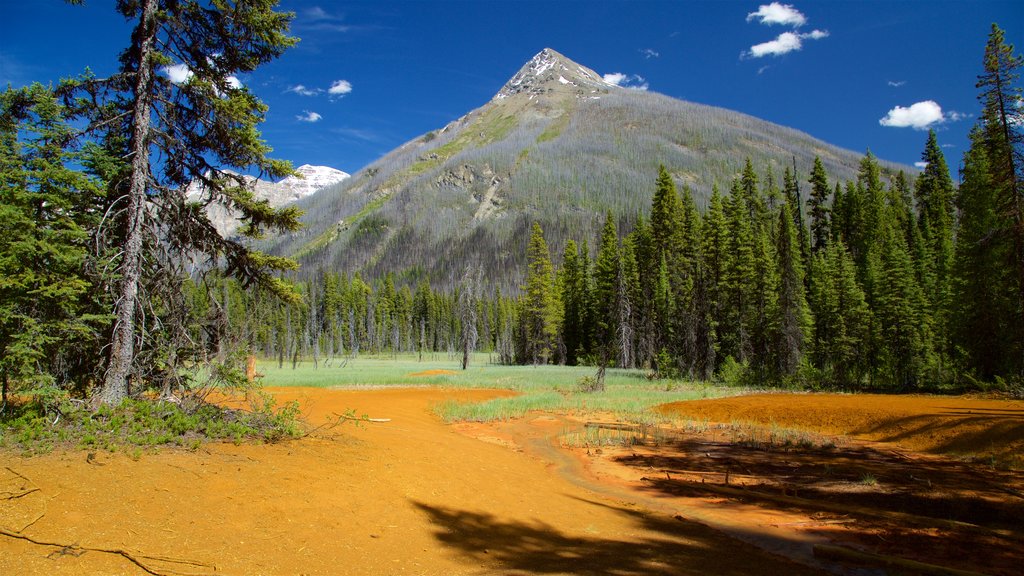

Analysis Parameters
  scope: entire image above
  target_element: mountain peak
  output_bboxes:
[494,48,611,101]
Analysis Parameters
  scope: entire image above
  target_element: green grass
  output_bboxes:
[0,395,303,455]
[256,353,730,424]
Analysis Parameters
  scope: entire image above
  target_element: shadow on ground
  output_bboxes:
[412,497,827,576]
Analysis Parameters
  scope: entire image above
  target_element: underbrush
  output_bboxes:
[0,393,303,455]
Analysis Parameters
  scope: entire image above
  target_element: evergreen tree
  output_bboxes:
[720,181,756,362]
[810,241,871,387]
[0,85,108,407]
[914,130,956,367]
[976,23,1024,375]
[951,127,1014,378]
[775,201,812,377]
[874,227,931,389]
[807,157,832,253]
[69,0,302,405]
[560,240,586,365]
[522,222,561,365]
[593,212,621,367]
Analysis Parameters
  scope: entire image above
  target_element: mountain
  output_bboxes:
[189,164,349,236]
[272,48,914,290]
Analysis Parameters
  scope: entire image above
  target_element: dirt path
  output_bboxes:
[1,388,825,576]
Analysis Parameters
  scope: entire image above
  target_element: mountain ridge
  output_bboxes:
[188,164,349,237]
[271,49,916,290]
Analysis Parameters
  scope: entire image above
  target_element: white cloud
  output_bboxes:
[747,3,807,27]
[164,64,193,84]
[879,100,945,129]
[744,29,828,58]
[287,84,321,96]
[888,80,907,88]
[915,161,928,169]
[162,63,241,90]
[328,79,353,96]
[639,48,660,59]
[296,110,322,123]
[602,72,648,90]
[748,32,802,57]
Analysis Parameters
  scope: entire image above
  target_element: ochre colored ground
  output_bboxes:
[1,389,1021,575]
[407,369,458,377]
[657,392,1024,467]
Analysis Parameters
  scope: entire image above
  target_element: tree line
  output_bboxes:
[1,18,1020,409]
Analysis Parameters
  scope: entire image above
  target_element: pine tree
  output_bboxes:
[976,23,1024,375]
[560,240,586,365]
[593,212,621,367]
[807,157,832,253]
[951,127,1014,378]
[775,201,812,377]
[0,84,108,407]
[875,227,931,389]
[914,130,956,368]
[810,241,870,387]
[720,181,756,363]
[68,0,301,405]
[522,222,561,365]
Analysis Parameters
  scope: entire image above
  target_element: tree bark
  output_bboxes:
[94,0,158,407]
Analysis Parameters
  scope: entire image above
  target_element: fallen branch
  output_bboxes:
[1,488,40,500]
[813,543,992,576]
[0,528,217,576]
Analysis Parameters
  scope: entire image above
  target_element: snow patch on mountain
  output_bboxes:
[187,165,349,236]
[279,164,351,200]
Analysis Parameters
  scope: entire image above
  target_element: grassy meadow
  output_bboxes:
[255,353,732,424]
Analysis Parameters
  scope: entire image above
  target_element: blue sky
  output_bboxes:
[2,1,1022,176]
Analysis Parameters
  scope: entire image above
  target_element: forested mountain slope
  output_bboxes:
[270,48,913,289]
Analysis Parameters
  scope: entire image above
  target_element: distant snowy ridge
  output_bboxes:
[279,164,351,201]
[187,164,349,236]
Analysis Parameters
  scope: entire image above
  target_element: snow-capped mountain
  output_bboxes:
[278,165,351,201]
[269,48,914,290]
[187,164,349,237]
[494,47,610,100]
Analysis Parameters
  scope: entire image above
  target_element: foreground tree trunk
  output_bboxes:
[94,0,158,407]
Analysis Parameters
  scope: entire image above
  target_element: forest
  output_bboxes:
[0,7,1022,414]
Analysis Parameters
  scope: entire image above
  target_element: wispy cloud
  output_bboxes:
[329,79,353,97]
[745,30,828,58]
[300,6,352,32]
[603,72,649,91]
[286,84,322,96]
[914,161,928,169]
[879,100,946,129]
[0,53,36,86]
[296,110,322,123]
[639,48,660,59]
[888,80,907,88]
[747,3,807,27]
[330,127,385,143]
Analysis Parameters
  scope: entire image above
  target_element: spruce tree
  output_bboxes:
[775,201,812,377]
[68,0,302,405]
[522,222,560,365]
[560,240,586,365]
[593,213,621,365]
[951,128,1014,378]
[807,157,832,253]
[976,23,1024,375]
[0,85,108,407]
